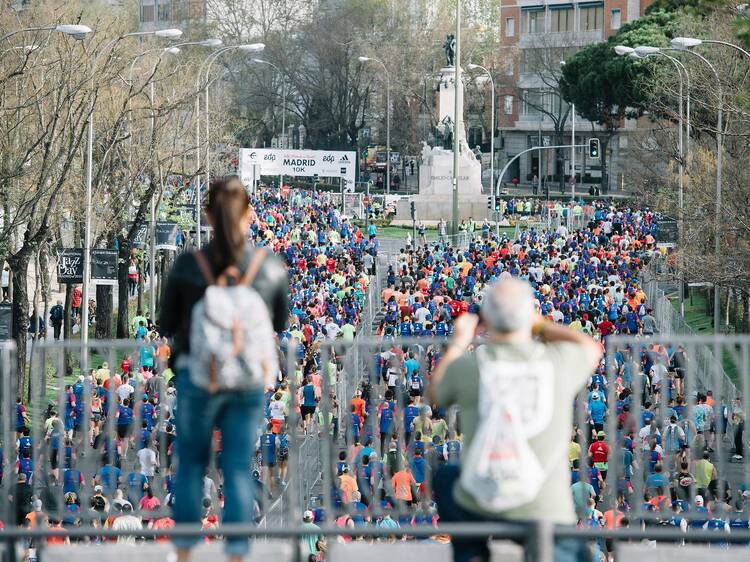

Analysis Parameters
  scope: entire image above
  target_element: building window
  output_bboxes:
[580,5,603,31]
[505,17,515,37]
[551,8,574,32]
[140,3,155,22]
[504,96,513,115]
[188,0,206,19]
[522,90,545,117]
[158,2,171,21]
[520,49,545,74]
[611,8,621,29]
[523,10,544,34]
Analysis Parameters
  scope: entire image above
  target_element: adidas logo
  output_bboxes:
[340,154,350,163]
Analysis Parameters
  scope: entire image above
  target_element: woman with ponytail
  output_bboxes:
[160,176,288,561]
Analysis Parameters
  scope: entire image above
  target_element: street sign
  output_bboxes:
[0,302,12,340]
[656,217,678,248]
[57,248,84,284]
[91,249,118,285]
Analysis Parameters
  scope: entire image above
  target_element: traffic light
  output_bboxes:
[487,196,493,210]
[588,138,600,159]
[410,200,416,220]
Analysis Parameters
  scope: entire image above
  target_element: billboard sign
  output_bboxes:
[239,148,356,189]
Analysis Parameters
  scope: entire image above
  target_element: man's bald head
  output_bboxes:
[481,277,535,335]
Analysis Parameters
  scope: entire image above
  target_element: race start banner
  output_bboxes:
[239,148,356,189]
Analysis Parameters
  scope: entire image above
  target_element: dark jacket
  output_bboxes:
[159,242,288,369]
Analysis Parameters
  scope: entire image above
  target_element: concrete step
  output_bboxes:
[41,540,293,562]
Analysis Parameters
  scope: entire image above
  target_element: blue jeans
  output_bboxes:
[173,369,263,555]
[433,465,592,562]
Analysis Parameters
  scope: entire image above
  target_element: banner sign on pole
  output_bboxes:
[239,148,356,189]
[156,221,179,250]
[57,248,84,284]
[0,303,12,341]
[127,222,149,249]
[90,249,119,285]
[656,217,678,248]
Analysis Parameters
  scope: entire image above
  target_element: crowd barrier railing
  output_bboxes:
[3,333,750,561]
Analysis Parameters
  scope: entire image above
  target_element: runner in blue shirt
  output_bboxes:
[260,423,278,493]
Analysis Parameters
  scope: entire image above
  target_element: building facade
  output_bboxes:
[137,0,207,32]
[464,0,651,193]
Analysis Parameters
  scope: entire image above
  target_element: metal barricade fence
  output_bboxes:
[5,334,750,560]
[641,270,739,400]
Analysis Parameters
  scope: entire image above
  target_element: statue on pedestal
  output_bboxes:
[441,116,454,150]
[443,34,456,67]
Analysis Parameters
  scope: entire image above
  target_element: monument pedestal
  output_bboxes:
[400,65,484,221]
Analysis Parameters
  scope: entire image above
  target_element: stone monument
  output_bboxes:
[396,35,486,222]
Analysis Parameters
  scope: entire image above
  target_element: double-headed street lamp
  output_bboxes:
[1,24,92,42]
[670,36,749,330]
[615,45,691,317]
[252,59,287,191]
[81,28,183,351]
[193,43,265,249]
[129,39,222,325]
[466,63,495,208]
[359,56,391,195]
[639,43,723,333]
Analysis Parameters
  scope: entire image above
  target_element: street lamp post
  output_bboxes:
[195,44,265,249]
[358,56,391,195]
[467,63,495,219]
[252,59,286,190]
[670,36,750,328]
[617,45,691,317]
[452,1,461,237]
[81,28,182,354]
[653,44,724,333]
[129,41,221,326]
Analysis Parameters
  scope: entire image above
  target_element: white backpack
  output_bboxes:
[460,347,557,512]
[189,250,278,392]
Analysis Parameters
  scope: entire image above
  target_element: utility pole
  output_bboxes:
[451,1,461,237]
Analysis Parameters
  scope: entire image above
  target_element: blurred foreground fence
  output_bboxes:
[2,332,750,561]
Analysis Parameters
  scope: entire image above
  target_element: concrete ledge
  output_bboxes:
[43,541,294,562]
[329,540,452,562]
[617,543,748,561]
[489,540,524,562]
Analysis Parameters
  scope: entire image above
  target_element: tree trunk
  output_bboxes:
[137,255,144,316]
[556,130,565,194]
[8,250,31,393]
[743,290,749,334]
[116,242,131,338]
[39,244,51,341]
[95,284,113,339]
[600,136,610,195]
[64,283,72,339]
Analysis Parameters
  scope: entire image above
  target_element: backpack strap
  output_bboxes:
[193,251,215,285]
[241,249,266,287]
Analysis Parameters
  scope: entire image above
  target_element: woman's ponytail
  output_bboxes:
[205,176,249,271]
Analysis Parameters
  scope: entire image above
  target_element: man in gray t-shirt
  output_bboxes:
[428,278,601,561]
[641,309,657,335]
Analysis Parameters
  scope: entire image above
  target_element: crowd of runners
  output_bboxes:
[2,195,748,562]
[0,188,378,554]
[317,202,749,560]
